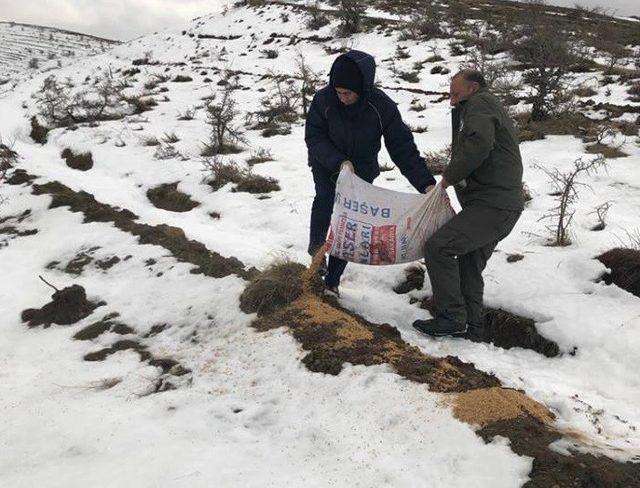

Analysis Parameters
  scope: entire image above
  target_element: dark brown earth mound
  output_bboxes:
[61,148,93,171]
[146,182,200,212]
[597,248,640,298]
[21,285,102,328]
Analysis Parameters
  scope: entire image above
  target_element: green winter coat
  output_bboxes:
[444,88,524,211]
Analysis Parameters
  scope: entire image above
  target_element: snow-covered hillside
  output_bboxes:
[1,1,639,486]
[0,21,118,87]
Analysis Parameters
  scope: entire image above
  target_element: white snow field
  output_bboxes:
[0,2,639,487]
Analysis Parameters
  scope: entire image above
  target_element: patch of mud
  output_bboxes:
[147,182,200,212]
[597,248,640,298]
[0,226,38,247]
[31,179,253,279]
[21,284,103,328]
[84,339,150,362]
[421,297,561,358]
[392,264,425,294]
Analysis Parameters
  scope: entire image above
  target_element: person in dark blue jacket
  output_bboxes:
[305,50,436,294]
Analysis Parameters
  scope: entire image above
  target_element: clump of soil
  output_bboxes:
[84,339,150,362]
[393,264,425,294]
[30,116,49,144]
[31,179,252,279]
[61,148,93,171]
[239,259,309,316]
[146,182,200,212]
[6,169,36,186]
[95,256,121,270]
[597,248,640,298]
[21,284,101,328]
[73,313,134,340]
[420,297,561,358]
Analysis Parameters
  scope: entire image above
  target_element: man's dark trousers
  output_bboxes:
[309,164,375,287]
[424,204,521,326]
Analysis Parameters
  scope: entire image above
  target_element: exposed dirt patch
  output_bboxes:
[251,255,499,392]
[597,248,640,298]
[73,312,133,340]
[392,264,425,293]
[21,285,103,328]
[30,179,253,279]
[421,297,561,358]
[146,182,200,212]
[84,339,150,362]
[477,415,640,487]
[6,169,36,186]
[95,256,121,270]
[61,148,93,171]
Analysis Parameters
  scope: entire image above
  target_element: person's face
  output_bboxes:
[335,87,359,106]
[449,77,479,107]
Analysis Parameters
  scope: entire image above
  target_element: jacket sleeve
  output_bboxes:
[382,103,436,193]
[443,98,497,185]
[304,95,347,173]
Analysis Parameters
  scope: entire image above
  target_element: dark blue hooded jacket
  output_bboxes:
[304,50,436,192]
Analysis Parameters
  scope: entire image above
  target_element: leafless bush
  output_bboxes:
[536,156,607,246]
[203,85,245,155]
[306,0,330,30]
[177,107,196,120]
[400,4,443,41]
[162,132,180,143]
[248,73,301,136]
[423,146,451,175]
[590,201,613,231]
[295,52,322,116]
[201,157,279,193]
[512,18,579,120]
[140,135,160,146]
[336,0,366,36]
[247,147,274,165]
[154,144,184,161]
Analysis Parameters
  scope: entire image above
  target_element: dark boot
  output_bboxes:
[412,316,468,337]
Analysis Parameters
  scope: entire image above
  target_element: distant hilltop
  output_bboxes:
[0,21,120,86]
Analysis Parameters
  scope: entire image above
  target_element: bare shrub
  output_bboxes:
[177,107,196,120]
[202,157,279,193]
[154,144,184,161]
[423,146,451,175]
[306,0,330,30]
[203,85,245,155]
[248,73,301,137]
[295,52,322,116]
[247,147,274,165]
[162,132,180,143]
[590,201,612,231]
[536,156,607,246]
[512,21,579,121]
[336,0,366,36]
[0,137,18,185]
[400,3,443,40]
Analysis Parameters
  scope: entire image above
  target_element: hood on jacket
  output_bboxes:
[329,50,376,98]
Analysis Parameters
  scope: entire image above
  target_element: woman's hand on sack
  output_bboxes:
[341,160,354,173]
[440,177,450,189]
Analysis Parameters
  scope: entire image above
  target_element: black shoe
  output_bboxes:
[412,317,468,337]
[323,283,340,297]
[464,321,485,342]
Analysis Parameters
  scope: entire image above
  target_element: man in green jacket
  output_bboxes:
[413,70,524,337]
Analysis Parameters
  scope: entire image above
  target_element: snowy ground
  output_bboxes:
[1,3,639,486]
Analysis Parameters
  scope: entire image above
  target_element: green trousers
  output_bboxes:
[423,205,521,325]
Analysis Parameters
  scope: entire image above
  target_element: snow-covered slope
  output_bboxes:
[1,2,639,486]
[0,21,118,86]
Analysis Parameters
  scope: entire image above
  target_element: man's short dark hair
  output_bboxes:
[453,69,487,88]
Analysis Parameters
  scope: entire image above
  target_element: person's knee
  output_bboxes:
[424,235,445,259]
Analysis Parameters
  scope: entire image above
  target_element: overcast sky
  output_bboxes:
[0,0,637,41]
